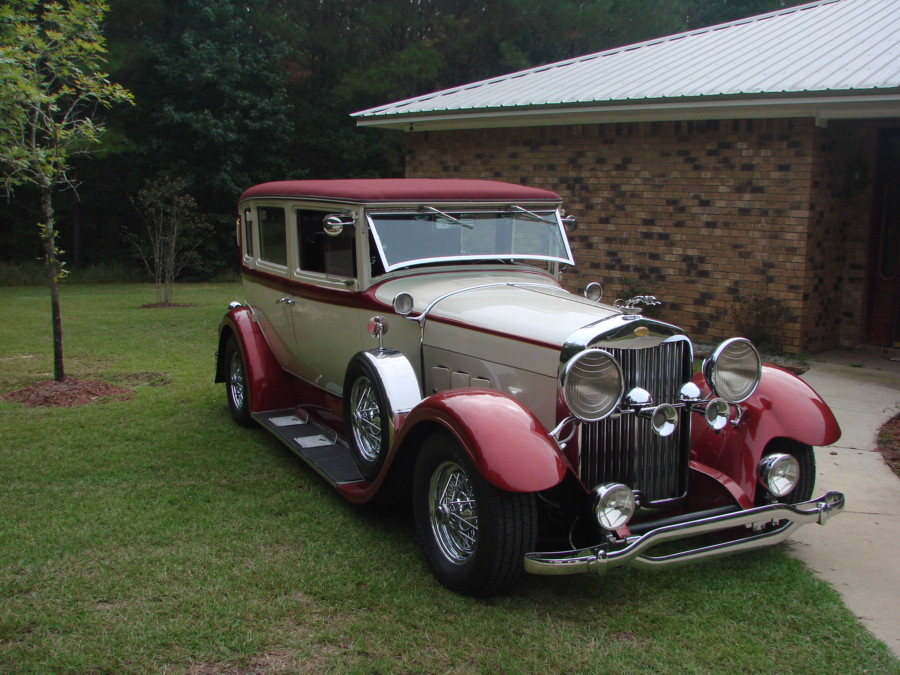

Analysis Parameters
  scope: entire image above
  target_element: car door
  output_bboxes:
[288,206,367,396]
[240,203,304,375]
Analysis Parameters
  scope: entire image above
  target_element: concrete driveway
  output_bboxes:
[790,350,900,657]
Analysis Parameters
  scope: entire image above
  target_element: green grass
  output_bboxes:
[1,284,898,673]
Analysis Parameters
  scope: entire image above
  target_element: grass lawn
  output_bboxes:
[1,283,898,673]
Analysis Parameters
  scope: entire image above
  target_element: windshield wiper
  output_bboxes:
[509,205,556,224]
[420,205,474,228]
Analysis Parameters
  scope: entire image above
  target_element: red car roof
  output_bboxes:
[240,178,561,203]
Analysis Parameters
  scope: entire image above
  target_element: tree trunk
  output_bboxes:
[40,184,65,382]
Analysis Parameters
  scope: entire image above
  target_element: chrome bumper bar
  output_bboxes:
[524,490,844,576]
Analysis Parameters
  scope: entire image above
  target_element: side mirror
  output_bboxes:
[323,214,354,237]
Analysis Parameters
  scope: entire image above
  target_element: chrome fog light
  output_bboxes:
[703,338,761,403]
[559,349,624,422]
[593,483,636,531]
[758,453,801,498]
[705,398,730,431]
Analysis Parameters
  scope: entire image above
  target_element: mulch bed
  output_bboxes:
[1,378,132,408]
[877,413,900,479]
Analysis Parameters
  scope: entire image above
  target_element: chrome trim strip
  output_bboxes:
[523,490,845,575]
[561,317,686,365]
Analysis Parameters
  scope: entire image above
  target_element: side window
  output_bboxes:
[242,207,254,258]
[296,209,356,278]
[258,206,287,266]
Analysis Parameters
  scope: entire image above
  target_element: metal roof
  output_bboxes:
[353,0,900,130]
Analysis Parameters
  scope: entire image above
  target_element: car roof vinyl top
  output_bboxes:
[240,178,562,204]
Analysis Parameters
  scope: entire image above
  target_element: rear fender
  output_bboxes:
[395,389,567,493]
[691,364,841,501]
[216,306,293,413]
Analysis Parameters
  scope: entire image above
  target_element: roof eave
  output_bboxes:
[354,91,900,132]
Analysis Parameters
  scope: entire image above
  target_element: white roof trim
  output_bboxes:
[360,93,900,131]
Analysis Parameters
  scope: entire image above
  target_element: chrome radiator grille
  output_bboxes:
[579,339,693,504]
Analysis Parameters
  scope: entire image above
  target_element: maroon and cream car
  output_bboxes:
[215,178,844,596]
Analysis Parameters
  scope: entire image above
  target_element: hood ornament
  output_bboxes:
[615,295,661,316]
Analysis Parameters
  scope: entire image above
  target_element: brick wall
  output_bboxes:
[405,118,870,353]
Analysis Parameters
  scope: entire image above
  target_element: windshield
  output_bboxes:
[368,208,574,272]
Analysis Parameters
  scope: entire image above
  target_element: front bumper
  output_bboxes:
[524,490,844,575]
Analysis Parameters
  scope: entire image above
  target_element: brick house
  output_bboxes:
[353,0,900,354]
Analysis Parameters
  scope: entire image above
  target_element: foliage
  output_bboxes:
[619,277,662,318]
[128,176,211,305]
[0,283,897,671]
[0,0,132,380]
[1,0,812,275]
[731,289,790,352]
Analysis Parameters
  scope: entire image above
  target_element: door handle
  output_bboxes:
[275,297,296,306]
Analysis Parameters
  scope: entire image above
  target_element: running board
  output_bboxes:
[253,409,364,486]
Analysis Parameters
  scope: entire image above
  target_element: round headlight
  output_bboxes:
[758,453,800,498]
[559,349,624,422]
[703,338,761,403]
[593,483,636,531]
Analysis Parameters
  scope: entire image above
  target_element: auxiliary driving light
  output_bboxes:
[758,453,801,498]
[593,483,636,531]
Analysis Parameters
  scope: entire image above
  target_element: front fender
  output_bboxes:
[216,306,293,413]
[396,389,567,493]
[691,364,841,501]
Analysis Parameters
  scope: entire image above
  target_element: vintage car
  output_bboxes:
[215,178,845,596]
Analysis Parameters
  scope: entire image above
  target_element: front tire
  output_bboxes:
[224,335,253,427]
[413,430,537,597]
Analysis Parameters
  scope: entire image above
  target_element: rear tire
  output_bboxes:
[413,430,537,597]
[224,335,253,427]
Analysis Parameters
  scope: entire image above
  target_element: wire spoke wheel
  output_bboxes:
[229,351,246,411]
[429,460,479,564]
[350,376,382,462]
[223,336,252,427]
[343,354,391,480]
[413,431,537,597]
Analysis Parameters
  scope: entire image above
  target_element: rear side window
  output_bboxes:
[258,206,287,266]
[296,209,355,278]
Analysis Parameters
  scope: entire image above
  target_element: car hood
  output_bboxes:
[373,268,620,349]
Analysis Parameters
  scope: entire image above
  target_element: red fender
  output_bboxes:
[691,364,841,501]
[396,389,567,493]
[216,307,293,413]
